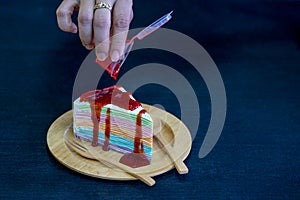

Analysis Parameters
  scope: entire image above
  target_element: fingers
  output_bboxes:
[110,0,133,62]
[78,0,94,50]
[56,0,79,33]
[57,0,133,62]
[94,1,113,61]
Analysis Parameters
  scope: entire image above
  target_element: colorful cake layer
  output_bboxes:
[73,85,153,167]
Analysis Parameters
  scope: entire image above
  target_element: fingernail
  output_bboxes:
[111,50,119,62]
[83,43,92,50]
[86,44,94,50]
[97,53,107,61]
[72,27,77,34]
[71,24,77,33]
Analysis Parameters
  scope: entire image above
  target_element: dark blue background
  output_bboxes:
[0,0,299,199]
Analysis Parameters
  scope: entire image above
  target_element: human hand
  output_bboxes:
[56,0,133,62]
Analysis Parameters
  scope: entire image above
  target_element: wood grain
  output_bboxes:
[47,104,192,181]
[65,138,156,186]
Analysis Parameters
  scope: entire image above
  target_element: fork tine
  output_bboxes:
[73,139,89,150]
[67,139,87,152]
[65,139,85,152]
[73,139,116,168]
[65,138,95,159]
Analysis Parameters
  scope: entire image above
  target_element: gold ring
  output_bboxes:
[94,2,112,11]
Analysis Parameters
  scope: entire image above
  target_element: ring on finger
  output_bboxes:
[94,2,112,11]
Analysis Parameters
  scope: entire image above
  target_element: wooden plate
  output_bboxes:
[47,104,192,180]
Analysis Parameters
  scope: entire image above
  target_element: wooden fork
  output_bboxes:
[64,137,156,186]
[154,132,189,174]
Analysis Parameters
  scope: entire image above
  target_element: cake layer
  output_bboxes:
[73,86,153,162]
[76,117,152,139]
[74,101,152,127]
[74,129,152,159]
[74,111,153,138]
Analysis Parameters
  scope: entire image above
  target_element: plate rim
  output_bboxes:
[47,104,192,180]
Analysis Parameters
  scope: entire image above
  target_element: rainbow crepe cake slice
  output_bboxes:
[73,85,153,168]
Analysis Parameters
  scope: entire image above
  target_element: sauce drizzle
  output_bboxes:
[80,86,150,168]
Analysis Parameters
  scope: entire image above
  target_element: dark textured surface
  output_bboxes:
[1,0,300,199]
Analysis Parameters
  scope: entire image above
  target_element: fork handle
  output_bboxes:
[154,134,189,174]
[174,160,189,174]
[128,172,155,186]
[93,154,156,186]
[88,148,156,186]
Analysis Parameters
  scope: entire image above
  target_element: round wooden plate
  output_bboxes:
[47,104,192,180]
